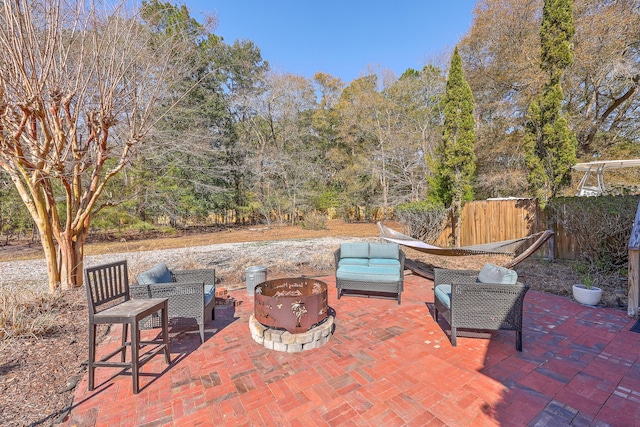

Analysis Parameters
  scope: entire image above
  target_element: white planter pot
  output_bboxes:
[572,284,602,306]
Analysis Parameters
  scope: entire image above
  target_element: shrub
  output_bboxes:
[311,189,340,212]
[394,200,448,244]
[0,284,69,341]
[300,212,328,230]
[546,195,640,271]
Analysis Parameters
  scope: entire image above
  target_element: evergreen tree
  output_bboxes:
[431,46,476,246]
[524,0,577,206]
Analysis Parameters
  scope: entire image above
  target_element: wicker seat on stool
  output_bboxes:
[85,260,171,394]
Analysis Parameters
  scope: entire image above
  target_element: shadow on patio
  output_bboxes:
[61,273,640,426]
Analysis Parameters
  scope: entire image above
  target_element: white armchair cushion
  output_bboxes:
[477,263,518,284]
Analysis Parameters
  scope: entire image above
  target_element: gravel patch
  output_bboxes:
[0,236,368,291]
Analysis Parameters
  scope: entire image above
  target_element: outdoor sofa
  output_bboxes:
[334,242,405,304]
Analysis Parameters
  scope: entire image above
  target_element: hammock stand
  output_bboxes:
[377,222,554,280]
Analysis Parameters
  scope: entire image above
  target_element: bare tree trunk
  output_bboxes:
[35,218,61,292]
[290,194,297,226]
[30,188,89,291]
[58,228,87,290]
[11,176,61,292]
[57,234,74,290]
[454,201,462,247]
[380,153,389,220]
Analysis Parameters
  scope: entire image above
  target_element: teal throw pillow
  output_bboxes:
[137,263,173,284]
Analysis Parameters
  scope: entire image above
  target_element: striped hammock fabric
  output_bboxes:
[377,222,550,257]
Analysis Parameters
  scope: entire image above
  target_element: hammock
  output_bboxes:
[378,222,554,269]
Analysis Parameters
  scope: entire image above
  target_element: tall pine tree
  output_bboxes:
[524,0,577,206]
[431,46,476,246]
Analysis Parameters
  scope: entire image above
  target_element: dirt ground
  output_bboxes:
[0,220,629,426]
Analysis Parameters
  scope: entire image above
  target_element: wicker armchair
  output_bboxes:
[433,267,529,351]
[130,264,216,343]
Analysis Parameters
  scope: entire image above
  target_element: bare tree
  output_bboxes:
[0,0,202,291]
[383,66,446,205]
[460,0,640,198]
[567,0,640,151]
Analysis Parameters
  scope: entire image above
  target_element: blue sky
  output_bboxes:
[184,1,477,83]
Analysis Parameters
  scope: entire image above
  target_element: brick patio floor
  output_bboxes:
[61,273,640,426]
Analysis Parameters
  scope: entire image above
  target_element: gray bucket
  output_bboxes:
[245,266,267,295]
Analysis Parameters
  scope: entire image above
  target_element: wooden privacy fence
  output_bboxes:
[435,198,543,248]
[433,198,585,261]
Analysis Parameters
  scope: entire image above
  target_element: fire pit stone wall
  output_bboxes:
[250,314,334,352]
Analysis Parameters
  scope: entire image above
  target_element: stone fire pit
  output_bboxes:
[249,277,334,352]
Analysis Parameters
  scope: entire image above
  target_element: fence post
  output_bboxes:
[629,250,639,318]
[628,201,640,318]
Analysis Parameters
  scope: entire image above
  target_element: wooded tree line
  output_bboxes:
[1,0,639,290]
[3,0,638,234]
[95,0,640,225]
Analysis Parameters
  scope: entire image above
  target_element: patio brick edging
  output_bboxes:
[249,314,335,352]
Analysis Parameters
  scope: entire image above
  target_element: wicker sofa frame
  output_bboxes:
[433,268,529,351]
[130,268,216,343]
[334,247,405,304]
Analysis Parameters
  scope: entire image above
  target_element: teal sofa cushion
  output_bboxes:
[336,265,400,282]
[339,257,370,266]
[477,263,518,284]
[369,243,399,259]
[434,284,452,309]
[137,263,173,284]
[340,242,370,258]
[368,258,401,268]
